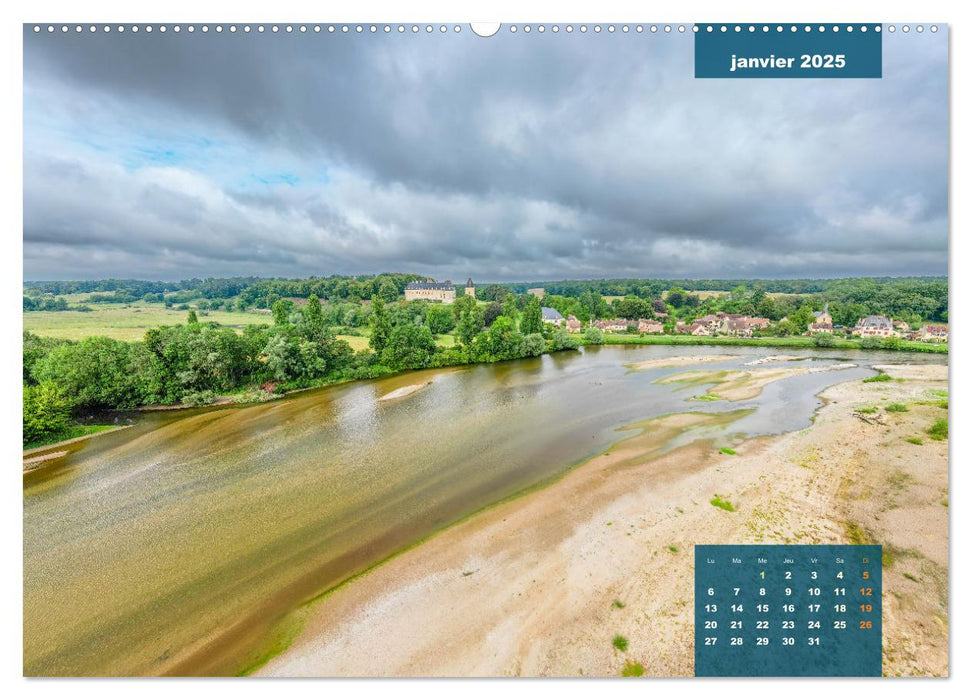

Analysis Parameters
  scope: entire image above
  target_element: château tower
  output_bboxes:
[465,278,476,299]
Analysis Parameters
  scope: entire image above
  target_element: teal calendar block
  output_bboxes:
[695,545,882,676]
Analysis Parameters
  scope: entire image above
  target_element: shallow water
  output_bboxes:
[22,345,945,676]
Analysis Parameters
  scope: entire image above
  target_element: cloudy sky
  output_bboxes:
[23,26,948,282]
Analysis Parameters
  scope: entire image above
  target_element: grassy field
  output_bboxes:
[601,333,947,354]
[24,303,458,350]
[336,334,370,351]
[24,302,274,341]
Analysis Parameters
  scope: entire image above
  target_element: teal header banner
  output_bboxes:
[695,24,882,78]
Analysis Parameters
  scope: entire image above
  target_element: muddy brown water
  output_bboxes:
[23,345,945,676]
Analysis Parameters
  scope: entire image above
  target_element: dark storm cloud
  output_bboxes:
[23,26,948,281]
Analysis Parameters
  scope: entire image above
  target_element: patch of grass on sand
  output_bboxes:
[719,447,737,455]
[886,403,909,413]
[887,469,913,490]
[621,660,644,677]
[927,418,948,441]
[843,521,872,545]
[857,406,879,415]
[668,545,679,553]
[612,635,629,652]
[863,373,893,383]
[694,394,720,402]
[612,599,626,609]
[906,437,924,445]
[903,572,919,582]
[882,544,919,568]
[710,494,736,512]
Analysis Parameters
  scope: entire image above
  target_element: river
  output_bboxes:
[22,345,946,676]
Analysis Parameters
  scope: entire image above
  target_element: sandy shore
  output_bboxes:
[258,363,948,677]
[743,354,803,365]
[378,382,433,402]
[657,364,856,401]
[625,355,741,371]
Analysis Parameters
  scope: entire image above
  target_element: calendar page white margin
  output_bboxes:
[0,0,963,697]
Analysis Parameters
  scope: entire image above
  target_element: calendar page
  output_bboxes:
[21,10,949,682]
[695,545,883,676]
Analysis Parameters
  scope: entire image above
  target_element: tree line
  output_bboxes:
[25,275,947,326]
[23,293,582,446]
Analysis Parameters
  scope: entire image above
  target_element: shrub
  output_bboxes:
[181,390,219,407]
[612,635,629,652]
[927,418,948,441]
[719,447,737,455]
[860,336,883,349]
[583,326,605,345]
[519,333,546,357]
[813,333,836,347]
[549,328,581,351]
[232,388,278,404]
[621,660,644,677]
[23,382,73,446]
[885,403,908,413]
[905,437,924,445]
[710,494,736,512]
[863,373,892,383]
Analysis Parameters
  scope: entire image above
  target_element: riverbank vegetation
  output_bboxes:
[601,333,946,354]
[23,273,947,448]
[22,292,579,447]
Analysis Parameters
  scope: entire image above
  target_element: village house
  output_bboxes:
[852,315,898,338]
[592,319,630,333]
[808,303,834,334]
[915,324,948,342]
[695,314,722,331]
[676,321,711,336]
[812,303,832,326]
[541,307,565,326]
[726,315,770,336]
[682,312,769,337]
[722,317,755,337]
[565,315,582,333]
[591,317,663,334]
